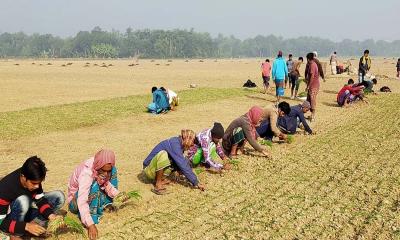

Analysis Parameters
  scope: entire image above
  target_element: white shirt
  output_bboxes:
[167,89,177,104]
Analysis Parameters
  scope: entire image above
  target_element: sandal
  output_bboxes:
[151,188,169,195]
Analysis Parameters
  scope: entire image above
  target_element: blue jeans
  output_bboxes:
[9,191,65,233]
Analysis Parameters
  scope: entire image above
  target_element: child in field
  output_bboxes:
[277,101,313,135]
[143,130,205,194]
[68,149,124,240]
[261,59,272,93]
[222,106,270,157]
[187,122,231,172]
[289,57,304,99]
[256,102,291,141]
[0,157,65,239]
[396,58,400,78]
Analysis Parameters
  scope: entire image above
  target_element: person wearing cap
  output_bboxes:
[272,51,289,103]
[68,149,124,240]
[143,130,205,195]
[187,123,231,172]
[277,101,313,135]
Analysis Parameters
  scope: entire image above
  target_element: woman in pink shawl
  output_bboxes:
[67,149,121,240]
[222,106,270,157]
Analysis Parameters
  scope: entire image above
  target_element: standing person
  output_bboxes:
[286,54,294,89]
[68,149,123,240]
[261,59,272,93]
[187,122,231,172]
[396,58,400,78]
[222,106,270,158]
[289,57,304,99]
[143,130,205,194]
[0,156,65,239]
[358,50,372,83]
[330,51,338,75]
[272,51,289,103]
[305,52,320,122]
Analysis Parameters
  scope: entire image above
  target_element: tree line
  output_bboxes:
[0,27,399,58]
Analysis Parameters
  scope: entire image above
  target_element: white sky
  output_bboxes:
[0,0,398,41]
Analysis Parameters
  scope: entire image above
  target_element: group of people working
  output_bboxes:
[261,51,324,122]
[0,99,315,240]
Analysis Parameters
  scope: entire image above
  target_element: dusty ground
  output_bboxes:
[1,58,400,239]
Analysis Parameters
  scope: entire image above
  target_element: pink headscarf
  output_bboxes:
[246,106,263,139]
[93,149,116,185]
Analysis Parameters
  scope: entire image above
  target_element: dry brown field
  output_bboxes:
[1,57,400,239]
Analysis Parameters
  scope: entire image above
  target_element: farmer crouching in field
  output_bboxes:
[222,106,270,158]
[187,122,231,173]
[143,129,205,195]
[256,102,291,141]
[0,156,65,239]
[68,149,125,240]
[277,101,313,135]
[160,87,179,111]
[148,87,170,114]
[337,79,366,107]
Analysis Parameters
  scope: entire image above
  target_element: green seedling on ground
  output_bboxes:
[298,92,307,98]
[47,215,85,237]
[287,135,295,144]
[194,168,204,175]
[259,139,273,147]
[114,190,142,209]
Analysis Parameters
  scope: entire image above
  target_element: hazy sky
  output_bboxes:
[1,0,398,41]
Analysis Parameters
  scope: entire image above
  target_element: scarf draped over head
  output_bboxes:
[246,106,263,139]
[181,129,196,150]
[93,149,116,185]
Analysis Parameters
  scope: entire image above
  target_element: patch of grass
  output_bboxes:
[286,135,295,144]
[0,88,255,140]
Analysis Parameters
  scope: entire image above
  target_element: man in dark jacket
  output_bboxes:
[358,50,371,83]
[277,101,313,135]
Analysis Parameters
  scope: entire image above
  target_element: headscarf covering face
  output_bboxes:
[180,129,196,151]
[246,106,263,139]
[93,149,116,185]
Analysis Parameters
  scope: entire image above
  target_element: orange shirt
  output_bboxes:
[261,62,271,77]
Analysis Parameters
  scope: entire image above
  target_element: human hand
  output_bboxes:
[88,224,98,240]
[25,222,46,236]
[197,184,206,191]
[223,163,232,171]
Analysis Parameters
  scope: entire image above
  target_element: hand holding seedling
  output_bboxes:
[88,224,98,240]
[25,221,46,236]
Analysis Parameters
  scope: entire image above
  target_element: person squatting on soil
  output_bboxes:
[286,54,294,89]
[261,59,272,93]
[187,122,231,173]
[160,87,179,111]
[289,57,304,99]
[256,102,291,141]
[0,156,65,240]
[305,52,320,122]
[68,149,125,240]
[272,51,289,103]
[277,101,313,135]
[143,129,205,195]
[336,79,366,107]
[222,106,270,158]
[148,87,170,114]
[358,50,372,83]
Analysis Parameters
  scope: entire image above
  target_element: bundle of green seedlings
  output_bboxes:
[113,190,142,209]
[286,134,295,144]
[194,168,204,175]
[229,159,241,170]
[47,215,85,237]
[363,88,373,95]
[259,139,273,147]
[298,92,307,98]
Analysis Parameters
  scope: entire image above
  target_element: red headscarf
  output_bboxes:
[93,149,116,185]
[246,106,263,139]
